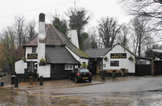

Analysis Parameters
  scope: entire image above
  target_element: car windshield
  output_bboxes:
[79,69,89,73]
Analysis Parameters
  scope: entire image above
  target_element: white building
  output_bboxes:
[85,43,138,75]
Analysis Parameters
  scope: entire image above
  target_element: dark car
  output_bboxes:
[69,68,92,83]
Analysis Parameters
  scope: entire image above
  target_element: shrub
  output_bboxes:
[128,56,133,61]
[81,63,87,68]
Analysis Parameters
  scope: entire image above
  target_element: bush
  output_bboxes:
[128,56,133,61]
[81,63,87,68]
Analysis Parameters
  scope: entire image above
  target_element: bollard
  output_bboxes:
[29,76,33,85]
[121,68,125,77]
[15,77,18,88]
[112,70,116,78]
[0,82,4,86]
[101,71,105,80]
[11,75,16,84]
[40,76,43,86]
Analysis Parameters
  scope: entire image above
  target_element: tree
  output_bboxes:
[117,24,129,48]
[120,0,162,34]
[98,17,121,48]
[25,20,37,40]
[0,42,5,74]
[47,13,68,36]
[1,27,16,72]
[88,27,98,49]
[66,7,91,50]
[130,16,152,57]
[53,17,68,36]
[14,16,26,49]
[81,32,89,50]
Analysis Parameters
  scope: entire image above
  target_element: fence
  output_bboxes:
[154,61,162,75]
[135,64,151,76]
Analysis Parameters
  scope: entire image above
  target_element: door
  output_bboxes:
[51,64,65,79]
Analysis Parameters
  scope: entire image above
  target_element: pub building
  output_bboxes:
[15,13,89,79]
[85,43,137,75]
[15,13,138,79]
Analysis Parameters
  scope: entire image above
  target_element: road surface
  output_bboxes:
[28,76,162,97]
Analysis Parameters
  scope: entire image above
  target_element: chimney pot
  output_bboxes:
[39,13,45,22]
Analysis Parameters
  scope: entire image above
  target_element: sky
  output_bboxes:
[0,0,132,32]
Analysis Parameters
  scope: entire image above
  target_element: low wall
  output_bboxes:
[0,75,11,85]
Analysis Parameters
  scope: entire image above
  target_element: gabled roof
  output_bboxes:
[85,43,138,59]
[148,49,162,53]
[23,34,38,46]
[46,46,80,64]
[23,24,89,58]
[110,43,138,59]
[52,25,89,58]
[84,48,110,58]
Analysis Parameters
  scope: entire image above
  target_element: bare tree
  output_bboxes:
[98,17,121,48]
[25,20,37,40]
[14,16,25,49]
[120,0,162,35]
[117,24,129,48]
[84,27,98,50]
[130,16,152,56]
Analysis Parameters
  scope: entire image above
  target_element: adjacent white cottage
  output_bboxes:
[85,43,137,75]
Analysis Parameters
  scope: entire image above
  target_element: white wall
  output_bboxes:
[38,43,45,61]
[15,60,27,74]
[38,65,50,78]
[25,47,38,62]
[80,58,89,66]
[103,45,136,73]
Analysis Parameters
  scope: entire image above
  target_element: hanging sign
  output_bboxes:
[27,54,37,59]
[111,53,127,59]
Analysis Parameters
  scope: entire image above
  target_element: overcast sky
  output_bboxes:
[0,0,132,32]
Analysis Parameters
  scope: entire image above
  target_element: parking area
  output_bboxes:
[1,75,148,90]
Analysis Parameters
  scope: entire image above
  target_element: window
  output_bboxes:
[32,47,36,53]
[65,65,73,70]
[110,61,119,66]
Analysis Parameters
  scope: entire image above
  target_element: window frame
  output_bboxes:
[65,64,73,70]
[32,47,36,53]
[110,61,119,66]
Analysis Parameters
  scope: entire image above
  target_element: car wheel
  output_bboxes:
[89,79,92,82]
[69,76,72,80]
[75,77,78,83]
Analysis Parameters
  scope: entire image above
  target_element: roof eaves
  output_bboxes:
[23,34,38,47]
[53,25,89,58]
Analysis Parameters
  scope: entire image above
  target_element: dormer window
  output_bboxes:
[32,47,36,53]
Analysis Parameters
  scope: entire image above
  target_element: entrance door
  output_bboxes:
[51,64,65,79]
[91,61,97,75]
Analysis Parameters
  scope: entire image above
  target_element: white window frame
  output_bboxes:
[65,64,73,70]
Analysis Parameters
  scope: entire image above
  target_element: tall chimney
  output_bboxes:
[38,13,45,41]
[38,13,46,67]
[69,29,79,48]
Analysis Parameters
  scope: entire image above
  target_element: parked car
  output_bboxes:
[69,68,92,83]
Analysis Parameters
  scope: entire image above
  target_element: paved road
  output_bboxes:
[28,76,162,95]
